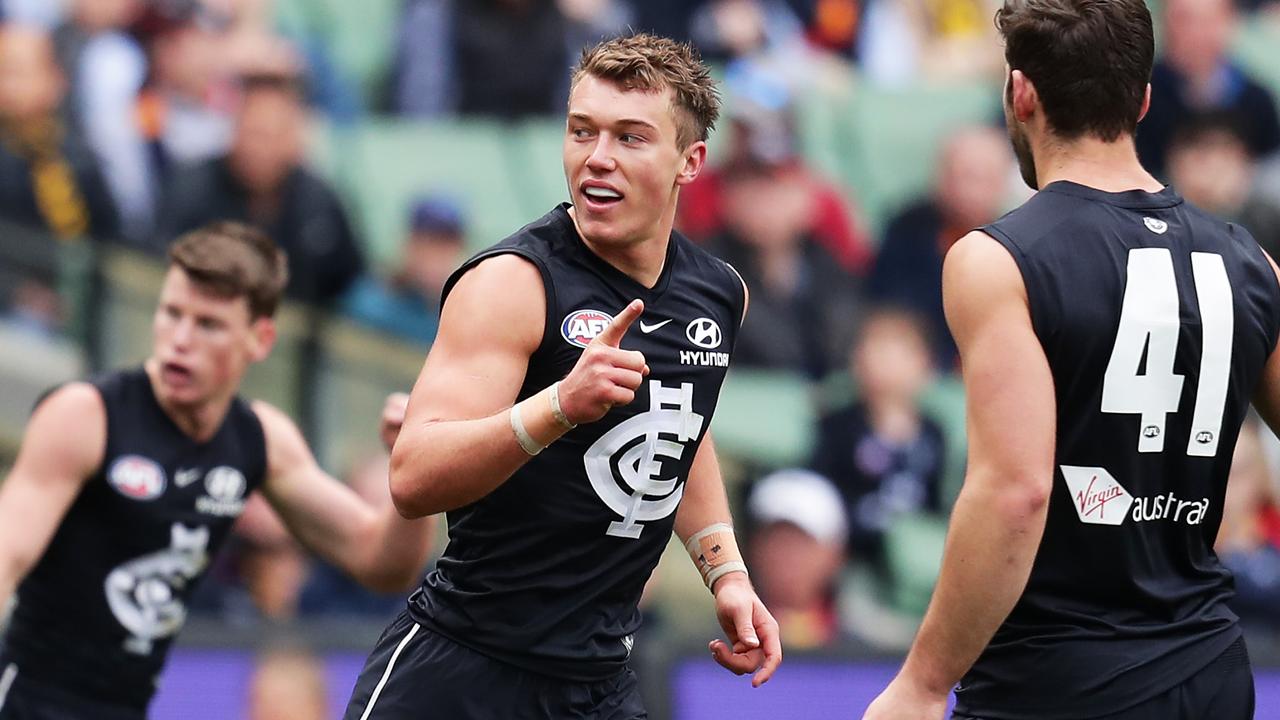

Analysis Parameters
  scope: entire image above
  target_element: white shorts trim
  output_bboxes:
[0,662,17,711]
[358,623,421,720]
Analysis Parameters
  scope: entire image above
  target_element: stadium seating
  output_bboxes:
[334,119,530,267]
[273,0,402,109]
[710,369,816,470]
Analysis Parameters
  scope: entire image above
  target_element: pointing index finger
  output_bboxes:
[594,299,644,348]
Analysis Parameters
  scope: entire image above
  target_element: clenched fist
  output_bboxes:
[557,299,650,425]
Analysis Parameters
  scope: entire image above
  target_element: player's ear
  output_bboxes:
[248,317,277,362]
[1010,69,1038,124]
[676,140,707,187]
[1136,83,1152,124]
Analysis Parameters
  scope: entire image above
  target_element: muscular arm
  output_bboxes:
[1250,253,1280,434]
[0,384,105,605]
[255,402,434,593]
[387,255,555,517]
[388,254,647,517]
[889,232,1056,699]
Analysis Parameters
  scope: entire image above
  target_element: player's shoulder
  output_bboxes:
[249,400,306,458]
[34,380,106,423]
[440,206,567,305]
[983,187,1087,251]
[491,203,577,259]
[674,230,746,294]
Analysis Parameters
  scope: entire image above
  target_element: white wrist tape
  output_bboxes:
[685,522,748,591]
[509,403,545,456]
[549,381,576,430]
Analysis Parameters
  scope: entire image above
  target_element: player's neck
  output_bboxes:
[143,360,235,443]
[570,207,673,289]
[1034,134,1163,194]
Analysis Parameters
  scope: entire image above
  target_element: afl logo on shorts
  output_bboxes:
[109,455,166,501]
[561,309,614,348]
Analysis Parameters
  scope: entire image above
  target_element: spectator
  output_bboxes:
[455,0,572,119]
[678,68,875,275]
[342,195,466,346]
[51,0,148,240]
[709,161,863,379]
[811,307,945,577]
[1137,0,1280,179]
[858,0,1003,88]
[747,469,849,650]
[689,0,806,66]
[391,0,454,117]
[1217,418,1280,642]
[868,125,1012,368]
[247,646,329,720]
[1167,113,1280,259]
[157,72,364,306]
[0,23,117,239]
[689,0,825,96]
[559,0,634,53]
[135,1,239,169]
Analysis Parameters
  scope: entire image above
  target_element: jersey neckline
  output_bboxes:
[1041,180,1184,210]
[134,365,238,449]
[553,203,678,302]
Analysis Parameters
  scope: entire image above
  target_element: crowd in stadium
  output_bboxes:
[4,0,1280,681]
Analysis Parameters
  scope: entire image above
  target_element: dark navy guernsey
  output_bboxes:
[411,203,745,681]
[954,181,1280,719]
[0,368,268,711]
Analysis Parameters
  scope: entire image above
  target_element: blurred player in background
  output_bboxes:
[866,0,1280,718]
[0,221,435,719]
[343,33,781,720]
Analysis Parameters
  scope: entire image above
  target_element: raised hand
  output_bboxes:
[558,299,650,425]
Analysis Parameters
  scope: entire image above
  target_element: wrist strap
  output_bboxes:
[509,403,545,456]
[685,523,748,592]
[549,381,576,430]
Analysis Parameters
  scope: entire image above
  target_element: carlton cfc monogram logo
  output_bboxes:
[584,380,705,538]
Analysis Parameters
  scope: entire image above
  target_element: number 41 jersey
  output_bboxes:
[410,204,745,682]
[955,181,1280,719]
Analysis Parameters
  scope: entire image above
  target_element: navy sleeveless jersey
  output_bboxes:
[954,181,1280,718]
[410,204,745,681]
[0,368,268,710]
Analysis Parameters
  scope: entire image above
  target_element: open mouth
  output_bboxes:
[581,184,624,210]
[161,362,194,387]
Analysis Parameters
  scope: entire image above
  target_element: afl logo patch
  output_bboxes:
[1143,217,1168,234]
[685,318,723,349]
[561,309,613,348]
[109,455,166,501]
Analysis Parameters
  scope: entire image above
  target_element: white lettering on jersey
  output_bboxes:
[585,380,705,538]
[104,523,209,655]
[679,350,730,367]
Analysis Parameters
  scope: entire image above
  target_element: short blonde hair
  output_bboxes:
[571,33,721,150]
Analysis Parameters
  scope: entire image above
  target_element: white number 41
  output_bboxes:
[1101,248,1233,457]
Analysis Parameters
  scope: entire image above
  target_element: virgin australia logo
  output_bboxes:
[1061,466,1133,525]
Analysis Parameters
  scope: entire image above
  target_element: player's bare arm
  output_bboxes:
[254,398,433,593]
[1251,253,1280,430]
[865,231,1056,719]
[674,432,781,688]
[0,383,105,605]
[388,254,648,517]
